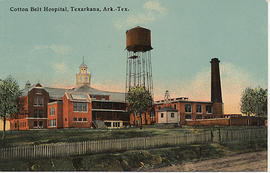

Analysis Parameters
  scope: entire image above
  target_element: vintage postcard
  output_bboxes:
[0,0,267,171]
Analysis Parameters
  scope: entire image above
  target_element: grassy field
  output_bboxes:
[0,139,267,171]
[0,125,265,147]
[0,125,267,171]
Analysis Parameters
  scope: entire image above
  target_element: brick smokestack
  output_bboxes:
[211,58,222,103]
[210,58,223,115]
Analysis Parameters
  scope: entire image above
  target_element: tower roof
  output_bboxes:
[80,56,87,68]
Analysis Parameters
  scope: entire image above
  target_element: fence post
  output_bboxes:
[218,128,221,143]
[144,138,146,149]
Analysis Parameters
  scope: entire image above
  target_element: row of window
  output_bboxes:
[34,96,44,106]
[184,104,212,113]
[50,107,55,115]
[160,114,205,120]
[104,122,121,127]
[33,121,43,128]
[14,122,27,128]
[160,113,175,118]
[74,102,87,112]
[157,104,212,113]
[34,109,44,118]
[73,117,88,122]
[48,119,56,127]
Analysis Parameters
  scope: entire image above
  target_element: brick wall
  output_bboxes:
[62,94,92,128]
[47,101,63,129]
[186,118,230,126]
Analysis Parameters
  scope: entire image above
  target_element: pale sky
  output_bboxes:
[0,0,267,114]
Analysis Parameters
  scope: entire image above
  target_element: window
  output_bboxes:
[73,102,87,112]
[39,96,44,106]
[34,96,38,105]
[113,122,120,127]
[196,115,202,119]
[85,77,88,81]
[36,89,42,94]
[34,110,38,118]
[39,121,43,128]
[71,94,87,100]
[150,111,155,118]
[50,107,55,116]
[49,119,56,127]
[83,118,88,122]
[34,121,38,127]
[185,115,192,119]
[78,118,82,122]
[206,105,212,114]
[185,104,192,113]
[105,122,111,127]
[73,117,77,122]
[196,105,202,113]
[158,106,161,110]
[161,113,164,118]
[171,113,175,118]
[174,104,177,109]
[39,110,44,118]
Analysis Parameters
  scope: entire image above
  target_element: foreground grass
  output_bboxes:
[0,139,266,171]
[0,125,263,147]
[0,127,191,146]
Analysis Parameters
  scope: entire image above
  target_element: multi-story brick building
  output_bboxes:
[130,58,224,126]
[10,61,129,130]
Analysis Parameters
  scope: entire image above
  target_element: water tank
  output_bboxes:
[126,26,152,52]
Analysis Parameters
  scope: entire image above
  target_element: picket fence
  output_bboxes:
[0,128,267,161]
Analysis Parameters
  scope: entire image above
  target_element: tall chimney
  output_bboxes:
[210,58,223,115]
[211,58,222,103]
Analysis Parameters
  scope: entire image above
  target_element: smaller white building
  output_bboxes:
[158,107,179,124]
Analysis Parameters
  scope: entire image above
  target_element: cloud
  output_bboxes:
[114,13,155,30]
[52,62,68,73]
[143,1,167,14]
[32,44,71,55]
[114,1,167,30]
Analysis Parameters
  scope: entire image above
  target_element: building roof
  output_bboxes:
[72,85,125,102]
[154,99,212,105]
[21,83,46,96]
[22,83,125,103]
[158,107,178,112]
[65,91,91,102]
[44,87,69,100]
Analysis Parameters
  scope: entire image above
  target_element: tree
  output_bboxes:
[0,76,21,140]
[127,86,153,128]
[240,87,267,117]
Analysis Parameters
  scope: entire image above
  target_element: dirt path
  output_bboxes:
[148,151,267,172]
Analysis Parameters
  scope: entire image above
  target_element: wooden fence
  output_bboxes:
[0,128,267,161]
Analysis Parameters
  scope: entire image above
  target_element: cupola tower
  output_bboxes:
[76,57,91,86]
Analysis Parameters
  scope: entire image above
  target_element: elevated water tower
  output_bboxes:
[125,26,153,99]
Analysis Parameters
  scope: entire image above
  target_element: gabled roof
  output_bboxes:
[65,91,91,102]
[21,83,45,96]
